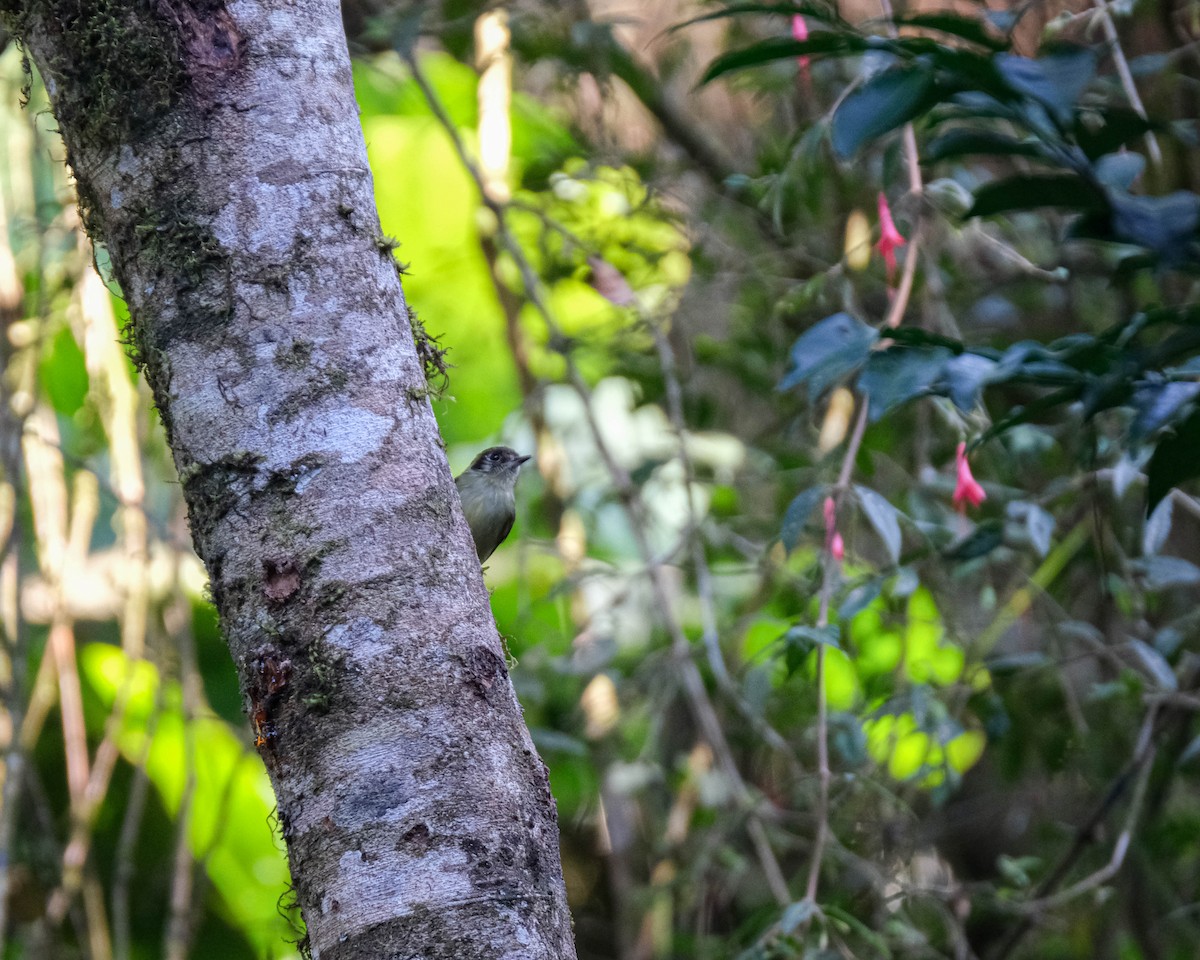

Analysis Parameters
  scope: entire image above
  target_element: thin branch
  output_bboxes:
[1094,0,1163,172]
[802,398,869,908]
[403,49,792,905]
[989,707,1160,960]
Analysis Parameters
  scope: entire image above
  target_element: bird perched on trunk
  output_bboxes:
[454,446,531,562]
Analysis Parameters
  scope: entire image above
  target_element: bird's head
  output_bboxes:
[464,446,531,486]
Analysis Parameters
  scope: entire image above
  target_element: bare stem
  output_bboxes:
[405,49,792,905]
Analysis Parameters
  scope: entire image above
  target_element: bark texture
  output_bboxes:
[3,1,577,957]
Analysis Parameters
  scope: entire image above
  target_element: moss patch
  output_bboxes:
[3,0,185,152]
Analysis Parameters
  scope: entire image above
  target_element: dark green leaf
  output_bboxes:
[886,327,967,351]
[838,578,883,620]
[1005,501,1055,557]
[944,520,1004,560]
[938,353,997,410]
[777,899,816,935]
[779,312,879,402]
[995,48,1097,125]
[1074,107,1157,159]
[890,12,1009,51]
[978,386,1082,444]
[924,129,1046,163]
[701,35,873,84]
[855,485,903,564]
[1143,496,1173,556]
[1130,381,1200,440]
[968,174,1107,218]
[1136,555,1200,590]
[1093,152,1145,190]
[784,624,841,674]
[1109,191,1200,262]
[1147,408,1200,512]
[832,67,937,157]
[781,486,827,552]
[1129,639,1177,690]
[785,624,842,649]
[859,346,953,419]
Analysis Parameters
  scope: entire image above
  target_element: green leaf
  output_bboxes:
[1130,381,1200,440]
[1094,152,1145,190]
[1074,107,1157,160]
[785,624,842,649]
[1143,496,1173,556]
[859,346,953,420]
[779,312,879,402]
[1108,191,1200,262]
[924,129,1047,164]
[781,486,827,552]
[777,899,817,934]
[1136,555,1200,590]
[701,35,873,84]
[1129,639,1177,691]
[832,67,937,158]
[939,353,998,410]
[784,623,842,676]
[995,48,1097,125]
[944,520,1003,560]
[890,12,1010,51]
[1147,406,1200,512]
[1005,501,1055,557]
[838,578,884,620]
[968,174,1107,218]
[855,485,903,564]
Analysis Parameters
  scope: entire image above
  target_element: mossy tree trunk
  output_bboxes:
[2,2,577,957]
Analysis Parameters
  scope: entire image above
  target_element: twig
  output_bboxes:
[802,398,869,908]
[989,707,1159,960]
[1094,0,1163,172]
[111,692,159,960]
[403,49,792,905]
[650,322,804,775]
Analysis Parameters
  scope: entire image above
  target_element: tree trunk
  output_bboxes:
[3,1,577,956]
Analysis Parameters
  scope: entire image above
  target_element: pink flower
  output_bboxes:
[952,443,986,512]
[791,15,810,74]
[875,192,907,284]
[823,496,844,561]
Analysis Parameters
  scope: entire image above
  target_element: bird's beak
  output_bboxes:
[518,455,532,466]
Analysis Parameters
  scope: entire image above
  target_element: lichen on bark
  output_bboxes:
[5,2,578,956]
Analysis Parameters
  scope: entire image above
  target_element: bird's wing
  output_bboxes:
[482,513,515,562]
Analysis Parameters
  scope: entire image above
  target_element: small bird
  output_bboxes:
[454,446,531,562]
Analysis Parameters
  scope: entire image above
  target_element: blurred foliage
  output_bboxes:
[3,1,1200,959]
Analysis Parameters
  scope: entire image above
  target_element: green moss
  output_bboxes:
[5,0,185,152]
[268,365,351,425]
[178,451,264,556]
[409,308,450,398]
[277,340,315,371]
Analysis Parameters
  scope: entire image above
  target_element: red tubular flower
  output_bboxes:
[791,15,810,74]
[823,496,844,561]
[952,442,987,512]
[875,192,907,284]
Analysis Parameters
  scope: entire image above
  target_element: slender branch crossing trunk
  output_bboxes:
[2,1,576,956]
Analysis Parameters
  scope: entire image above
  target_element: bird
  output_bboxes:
[454,446,531,562]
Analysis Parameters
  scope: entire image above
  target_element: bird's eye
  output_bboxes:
[487,451,500,461]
